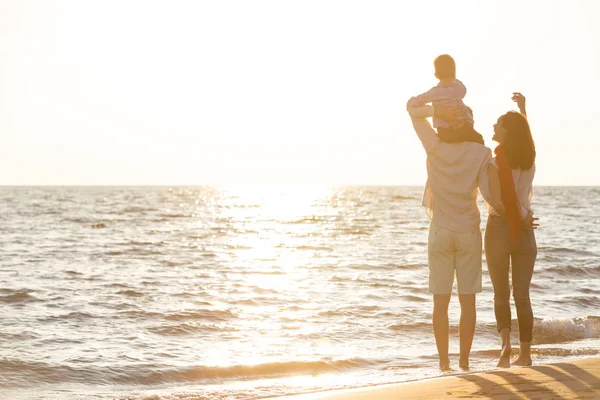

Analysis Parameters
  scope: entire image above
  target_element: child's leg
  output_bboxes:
[438,125,484,145]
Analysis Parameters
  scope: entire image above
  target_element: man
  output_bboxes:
[407,103,491,370]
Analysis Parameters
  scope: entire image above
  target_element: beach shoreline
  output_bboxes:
[272,357,600,399]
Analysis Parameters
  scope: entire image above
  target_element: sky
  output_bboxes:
[1,0,599,185]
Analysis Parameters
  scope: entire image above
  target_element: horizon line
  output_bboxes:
[1,184,599,188]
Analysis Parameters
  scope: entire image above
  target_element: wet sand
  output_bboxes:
[275,357,600,399]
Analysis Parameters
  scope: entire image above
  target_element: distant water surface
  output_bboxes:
[1,185,599,399]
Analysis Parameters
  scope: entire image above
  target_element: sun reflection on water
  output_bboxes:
[223,184,330,219]
[223,184,332,271]
[204,185,335,370]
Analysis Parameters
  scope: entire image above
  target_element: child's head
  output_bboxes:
[434,54,456,81]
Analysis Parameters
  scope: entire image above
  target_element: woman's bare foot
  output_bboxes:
[512,356,532,366]
[459,360,470,371]
[512,342,532,366]
[439,358,450,371]
[497,329,512,368]
[497,344,512,368]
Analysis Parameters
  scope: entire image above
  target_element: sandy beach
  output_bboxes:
[275,357,600,400]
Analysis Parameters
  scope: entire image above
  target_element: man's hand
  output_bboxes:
[433,106,463,122]
[512,92,527,117]
[522,210,539,230]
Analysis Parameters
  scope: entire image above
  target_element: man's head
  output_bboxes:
[434,54,456,81]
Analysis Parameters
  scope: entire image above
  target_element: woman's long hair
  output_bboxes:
[499,111,536,170]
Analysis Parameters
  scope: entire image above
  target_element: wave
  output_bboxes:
[0,357,378,388]
[386,316,600,345]
[147,323,224,336]
[117,240,167,247]
[339,229,371,235]
[224,244,252,250]
[234,299,259,306]
[391,195,416,201]
[117,310,163,319]
[0,290,40,304]
[118,309,236,322]
[105,248,165,257]
[107,283,131,288]
[533,316,600,345]
[158,213,190,219]
[318,305,381,317]
[63,217,125,225]
[246,270,284,275]
[163,260,188,267]
[278,245,334,251]
[284,216,330,225]
[40,312,99,321]
[116,290,145,297]
[366,282,400,288]
[121,206,158,213]
[472,347,600,359]
[0,359,87,387]
[540,246,596,256]
[0,331,39,341]
[388,322,430,332]
[580,288,600,295]
[188,234,210,240]
[539,265,600,277]
[560,296,600,307]
[400,295,428,303]
[62,217,93,223]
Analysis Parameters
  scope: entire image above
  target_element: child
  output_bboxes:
[407,54,483,144]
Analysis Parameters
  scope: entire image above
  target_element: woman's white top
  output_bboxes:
[486,158,535,218]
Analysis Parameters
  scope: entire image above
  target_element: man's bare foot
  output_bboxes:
[459,360,469,371]
[439,358,450,371]
[512,356,532,366]
[497,345,512,368]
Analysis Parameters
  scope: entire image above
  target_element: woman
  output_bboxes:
[484,93,537,368]
[435,93,537,368]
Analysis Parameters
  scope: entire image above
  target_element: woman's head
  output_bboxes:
[493,111,536,170]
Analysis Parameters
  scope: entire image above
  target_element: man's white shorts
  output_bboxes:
[428,222,482,295]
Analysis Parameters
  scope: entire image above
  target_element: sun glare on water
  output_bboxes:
[224,184,330,219]
[199,185,337,372]
[222,183,332,284]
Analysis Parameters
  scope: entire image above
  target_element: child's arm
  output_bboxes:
[406,80,467,108]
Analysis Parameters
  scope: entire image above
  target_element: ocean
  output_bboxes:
[1,185,599,400]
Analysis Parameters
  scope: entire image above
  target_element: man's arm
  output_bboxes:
[407,106,438,153]
[407,104,434,118]
[406,80,467,108]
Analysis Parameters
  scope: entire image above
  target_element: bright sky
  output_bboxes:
[1,0,599,185]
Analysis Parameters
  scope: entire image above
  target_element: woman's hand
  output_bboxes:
[433,105,463,122]
[512,92,527,117]
[522,210,539,230]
